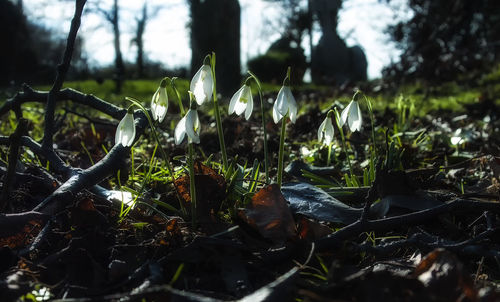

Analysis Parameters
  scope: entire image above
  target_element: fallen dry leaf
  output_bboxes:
[0,219,42,249]
[174,161,226,221]
[414,248,477,301]
[240,184,296,245]
[297,216,332,241]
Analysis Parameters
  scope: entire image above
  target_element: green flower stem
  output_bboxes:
[339,127,354,177]
[213,99,228,170]
[150,125,187,216]
[209,53,228,172]
[188,143,197,228]
[325,109,335,167]
[327,142,333,166]
[362,92,376,151]
[125,96,186,215]
[277,112,288,188]
[334,109,355,180]
[151,130,174,178]
[248,71,269,184]
[171,77,185,116]
[130,147,135,181]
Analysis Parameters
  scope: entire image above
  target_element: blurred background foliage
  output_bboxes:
[0,0,499,99]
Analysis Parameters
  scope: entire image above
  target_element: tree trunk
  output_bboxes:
[189,0,241,95]
[112,0,124,93]
[135,3,147,78]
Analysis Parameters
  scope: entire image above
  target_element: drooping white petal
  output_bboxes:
[228,86,245,115]
[318,118,327,142]
[348,101,362,132]
[275,86,297,123]
[229,85,254,120]
[323,118,334,145]
[233,100,247,116]
[450,129,464,145]
[275,86,289,117]
[151,86,168,122]
[174,115,187,145]
[190,64,213,105]
[115,112,136,147]
[201,65,213,101]
[151,102,167,123]
[450,136,463,145]
[193,111,201,142]
[185,109,201,144]
[286,88,298,124]
[318,116,334,145]
[244,86,254,120]
[340,101,352,127]
[273,100,282,124]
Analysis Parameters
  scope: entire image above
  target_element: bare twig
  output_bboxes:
[0,111,147,234]
[0,0,155,241]
[356,228,500,260]
[0,134,72,178]
[0,85,125,120]
[1,118,29,211]
[33,143,129,214]
[316,198,500,252]
[42,0,87,150]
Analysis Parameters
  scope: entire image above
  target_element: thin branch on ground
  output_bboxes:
[0,118,29,211]
[356,228,500,261]
[316,197,500,251]
[43,0,87,150]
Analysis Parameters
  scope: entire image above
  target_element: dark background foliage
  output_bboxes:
[383,0,500,84]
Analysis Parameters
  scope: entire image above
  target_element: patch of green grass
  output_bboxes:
[373,81,482,117]
[34,78,190,108]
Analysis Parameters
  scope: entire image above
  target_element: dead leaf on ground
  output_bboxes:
[281,182,361,224]
[174,161,226,222]
[0,219,42,249]
[414,248,477,301]
[297,216,332,241]
[239,184,296,245]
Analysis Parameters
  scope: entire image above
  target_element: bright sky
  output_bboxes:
[23,0,411,79]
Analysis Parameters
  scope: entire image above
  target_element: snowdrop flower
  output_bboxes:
[273,85,297,124]
[340,99,362,132]
[450,128,464,145]
[228,81,253,120]
[115,108,136,147]
[190,58,213,105]
[175,93,201,144]
[318,113,335,145]
[151,79,168,122]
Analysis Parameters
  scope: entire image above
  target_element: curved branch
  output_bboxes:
[43,0,87,150]
[316,198,500,251]
[21,136,75,177]
[33,111,149,215]
[357,228,500,260]
[0,135,74,178]
[1,85,126,121]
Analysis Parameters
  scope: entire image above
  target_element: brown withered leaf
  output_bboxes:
[174,161,226,220]
[0,219,42,249]
[414,248,477,301]
[71,196,108,228]
[156,218,185,248]
[77,197,96,211]
[297,216,332,241]
[240,184,296,244]
[166,218,181,233]
[486,155,500,180]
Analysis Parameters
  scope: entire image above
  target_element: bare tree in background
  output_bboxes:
[130,2,161,79]
[131,2,147,78]
[90,0,125,92]
[189,0,241,95]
